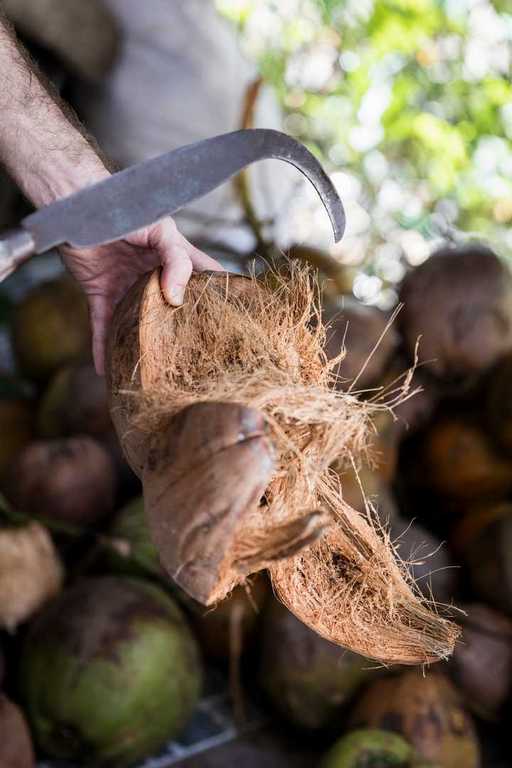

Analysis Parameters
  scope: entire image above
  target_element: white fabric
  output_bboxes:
[75,0,303,252]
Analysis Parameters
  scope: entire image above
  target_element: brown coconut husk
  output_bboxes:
[107,264,458,665]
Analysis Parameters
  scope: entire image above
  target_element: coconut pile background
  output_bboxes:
[0,3,512,768]
[2,241,512,768]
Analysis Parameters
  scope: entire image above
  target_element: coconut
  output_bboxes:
[399,243,512,381]
[449,603,512,720]
[12,276,90,382]
[463,514,512,614]
[2,0,119,80]
[0,522,63,630]
[484,353,512,455]
[0,398,33,479]
[349,670,480,768]
[37,363,110,439]
[106,495,161,579]
[323,297,399,392]
[419,417,512,502]
[260,600,371,729]
[19,577,202,766]
[106,266,458,665]
[5,436,116,525]
[0,694,35,768]
[321,729,416,768]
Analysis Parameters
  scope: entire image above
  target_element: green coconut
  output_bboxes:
[321,729,415,768]
[260,600,370,729]
[19,577,202,767]
[12,276,90,382]
[106,496,161,579]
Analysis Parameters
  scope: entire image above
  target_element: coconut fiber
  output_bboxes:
[107,264,459,665]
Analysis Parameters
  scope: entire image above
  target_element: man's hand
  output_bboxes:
[62,218,222,374]
[0,15,222,373]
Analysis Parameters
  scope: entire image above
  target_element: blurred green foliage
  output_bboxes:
[217,0,512,302]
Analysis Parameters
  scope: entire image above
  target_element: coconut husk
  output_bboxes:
[0,522,63,630]
[106,265,459,665]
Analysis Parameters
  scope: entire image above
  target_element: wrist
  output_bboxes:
[31,150,110,207]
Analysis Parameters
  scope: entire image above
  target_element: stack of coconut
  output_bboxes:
[0,242,511,768]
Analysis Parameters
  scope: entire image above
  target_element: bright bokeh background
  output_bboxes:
[216,0,512,307]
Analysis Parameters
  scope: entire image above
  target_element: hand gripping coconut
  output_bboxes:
[100,129,457,665]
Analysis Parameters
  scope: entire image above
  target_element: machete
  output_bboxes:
[0,128,345,279]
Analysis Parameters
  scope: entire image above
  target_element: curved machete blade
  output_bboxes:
[23,129,345,253]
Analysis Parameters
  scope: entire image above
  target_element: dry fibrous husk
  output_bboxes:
[107,265,458,665]
[0,522,63,630]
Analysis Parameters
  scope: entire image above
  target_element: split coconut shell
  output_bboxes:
[106,266,458,665]
[399,243,512,382]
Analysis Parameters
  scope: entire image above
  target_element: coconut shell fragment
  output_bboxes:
[106,266,459,665]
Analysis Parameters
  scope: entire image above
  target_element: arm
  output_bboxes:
[0,16,221,373]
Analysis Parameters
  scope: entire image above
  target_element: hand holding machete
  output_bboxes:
[0,17,344,373]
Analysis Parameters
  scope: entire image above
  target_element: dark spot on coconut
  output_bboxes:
[410,704,443,744]
[379,711,404,733]
[32,578,178,666]
[50,722,93,756]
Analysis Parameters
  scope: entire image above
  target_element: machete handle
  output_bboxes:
[0,228,36,281]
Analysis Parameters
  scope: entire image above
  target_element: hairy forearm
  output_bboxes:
[0,14,108,207]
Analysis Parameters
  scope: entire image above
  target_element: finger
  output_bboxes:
[145,219,194,305]
[87,294,112,376]
[187,243,224,272]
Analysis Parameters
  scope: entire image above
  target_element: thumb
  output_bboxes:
[145,219,193,306]
[87,294,112,376]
